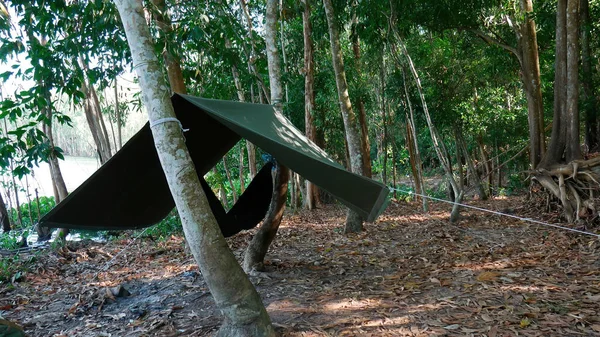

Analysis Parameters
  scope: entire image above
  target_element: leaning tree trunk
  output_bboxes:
[324,0,365,233]
[113,1,275,335]
[397,37,463,222]
[243,0,290,272]
[402,65,428,211]
[243,162,289,272]
[302,0,319,210]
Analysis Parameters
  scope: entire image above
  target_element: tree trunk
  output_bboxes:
[80,72,112,164]
[581,0,598,152]
[243,162,289,272]
[240,0,270,102]
[151,0,187,95]
[113,1,275,335]
[239,143,245,193]
[455,124,487,200]
[402,75,428,211]
[477,135,493,197]
[0,191,10,233]
[41,94,69,240]
[115,78,122,150]
[302,0,319,210]
[243,0,290,272]
[350,2,372,178]
[3,120,22,228]
[520,0,545,169]
[323,0,364,233]
[397,39,461,221]
[231,64,258,180]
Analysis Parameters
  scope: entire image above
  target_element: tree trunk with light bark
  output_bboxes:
[243,0,290,272]
[324,0,365,233]
[113,1,275,335]
[302,0,319,210]
[581,0,598,152]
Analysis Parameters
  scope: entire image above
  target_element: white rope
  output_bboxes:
[389,186,600,239]
[150,117,189,132]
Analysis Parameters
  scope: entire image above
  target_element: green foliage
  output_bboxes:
[0,254,35,284]
[143,209,183,240]
[8,196,55,231]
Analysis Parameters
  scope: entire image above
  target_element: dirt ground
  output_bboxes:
[2,195,600,336]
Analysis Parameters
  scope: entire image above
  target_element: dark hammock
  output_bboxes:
[200,163,273,237]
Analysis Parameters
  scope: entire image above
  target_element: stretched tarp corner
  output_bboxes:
[39,94,389,231]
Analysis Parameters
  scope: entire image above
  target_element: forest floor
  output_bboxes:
[3,195,600,336]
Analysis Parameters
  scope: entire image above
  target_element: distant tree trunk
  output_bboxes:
[380,53,388,185]
[80,72,112,164]
[3,120,21,228]
[41,99,69,241]
[350,1,372,178]
[115,78,122,150]
[455,124,487,200]
[213,167,229,210]
[231,64,258,180]
[240,0,270,102]
[397,40,462,221]
[454,131,465,191]
[581,0,598,152]
[239,143,245,193]
[519,0,545,169]
[114,1,275,335]
[151,0,187,95]
[324,0,365,233]
[302,0,319,210]
[477,135,493,196]
[402,75,428,211]
[0,191,9,233]
[243,0,290,272]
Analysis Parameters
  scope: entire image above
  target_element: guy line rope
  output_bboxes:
[388,186,600,239]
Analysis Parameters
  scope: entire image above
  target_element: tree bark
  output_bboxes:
[115,78,122,150]
[243,0,290,271]
[581,0,598,152]
[323,0,365,233]
[113,1,275,335]
[222,157,238,204]
[243,162,289,272]
[455,124,487,200]
[302,0,319,210]
[240,0,270,102]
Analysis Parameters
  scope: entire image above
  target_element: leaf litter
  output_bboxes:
[2,195,600,336]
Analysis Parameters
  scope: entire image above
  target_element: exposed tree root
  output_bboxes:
[533,158,600,224]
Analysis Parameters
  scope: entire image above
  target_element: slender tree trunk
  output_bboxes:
[477,135,493,196]
[239,143,245,193]
[398,40,462,221]
[80,72,112,164]
[520,0,545,169]
[581,0,598,151]
[240,0,270,102]
[380,53,388,185]
[213,167,230,210]
[113,1,275,334]
[350,1,372,178]
[455,124,487,200]
[115,78,122,149]
[243,0,290,272]
[231,64,258,180]
[303,0,319,210]
[323,0,365,233]
[41,99,69,240]
[89,79,113,158]
[403,77,428,211]
[4,120,22,228]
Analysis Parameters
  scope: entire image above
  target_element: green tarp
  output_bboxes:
[39,94,389,231]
